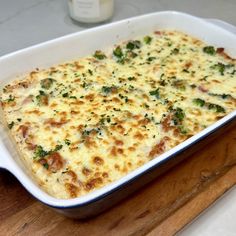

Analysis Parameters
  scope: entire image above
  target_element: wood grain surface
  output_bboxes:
[0,125,236,236]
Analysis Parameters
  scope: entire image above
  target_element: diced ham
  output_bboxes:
[149,136,170,158]
[198,85,208,93]
[216,47,235,61]
[47,152,64,172]
[161,114,172,132]
[44,118,68,127]
[22,95,33,105]
[18,125,29,138]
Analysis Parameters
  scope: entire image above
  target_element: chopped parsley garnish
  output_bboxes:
[36,90,48,106]
[171,48,179,55]
[193,98,225,113]
[193,98,205,107]
[88,69,93,75]
[178,125,188,135]
[6,95,15,102]
[81,82,89,89]
[34,145,48,159]
[128,76,135,81]
[172,80,186,91]
[43,163,49,169]
[34,144,63,160]
[208,103,225,113]
[93,50,107,60]
[208,93,232,99]
[64,139,71,146]
[8,121,14,129]
[69,96,77,99]
[147,57,156,62]
[149,88,160,99]
[113,46,123,58]
[182,69,190,73]
[143,36,152,44]
[53,144,63,152]
[126,40,141,50]
[101,85,117,95]
[40,78,55,89]
[173,107,185,125]
[211,62,226,75]
[62,92,69,98]
[203,46,216,55]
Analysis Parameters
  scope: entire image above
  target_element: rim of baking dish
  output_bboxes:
[0,10,236,208]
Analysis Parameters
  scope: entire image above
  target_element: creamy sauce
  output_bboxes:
[1,30,236,199]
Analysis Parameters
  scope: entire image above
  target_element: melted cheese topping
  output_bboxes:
[1,30,236,199]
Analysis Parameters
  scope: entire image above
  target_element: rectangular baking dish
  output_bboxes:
[0,11,236,219]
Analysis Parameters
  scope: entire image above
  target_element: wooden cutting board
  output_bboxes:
[0,125,236,236]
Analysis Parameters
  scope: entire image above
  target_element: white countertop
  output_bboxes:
[1,0,236,235]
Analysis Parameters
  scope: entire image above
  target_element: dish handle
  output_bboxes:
[205,18,236,34]
[0,143,9,170]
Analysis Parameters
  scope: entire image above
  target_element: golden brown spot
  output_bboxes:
[185,61,192,69]
[192,39,202,45]
[82,167,92,176]
[65,183,79,198]
[128,146,136,151]
[85,177,103,190]
[110,146,117,156]
[50,102,57,108]
[102,172,109,178]
[133,114,142,120]
[71,110,80,115]
[112,124,125,134]
[77,124,84,131]
[117,148,124,154]
[133,131,144,140]
[212,80,220,83]
[149,136,170,158]
[112,97,121,103]
[44,118,68,127]
[30,71,38,78]
[161,114,172,132]
[66,170,77,182]
[115,140,124,146]
[105,105,113,110]
[84,136,97,148]
[59,111,67,116]
[74,61,84,70]
[114,164,120,170]
[93,156,104,165]
[142,94,150,100]
[138,118,150,126]
[85,94,95,100]
[122,166,128,173]
[70,100,84,105]
[25,109,41,115]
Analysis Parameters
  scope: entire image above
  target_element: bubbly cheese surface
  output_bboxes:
[1,30,236,199]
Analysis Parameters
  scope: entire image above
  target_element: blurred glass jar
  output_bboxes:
[68,0,114,23]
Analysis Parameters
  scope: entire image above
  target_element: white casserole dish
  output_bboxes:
[0,11,236,218]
